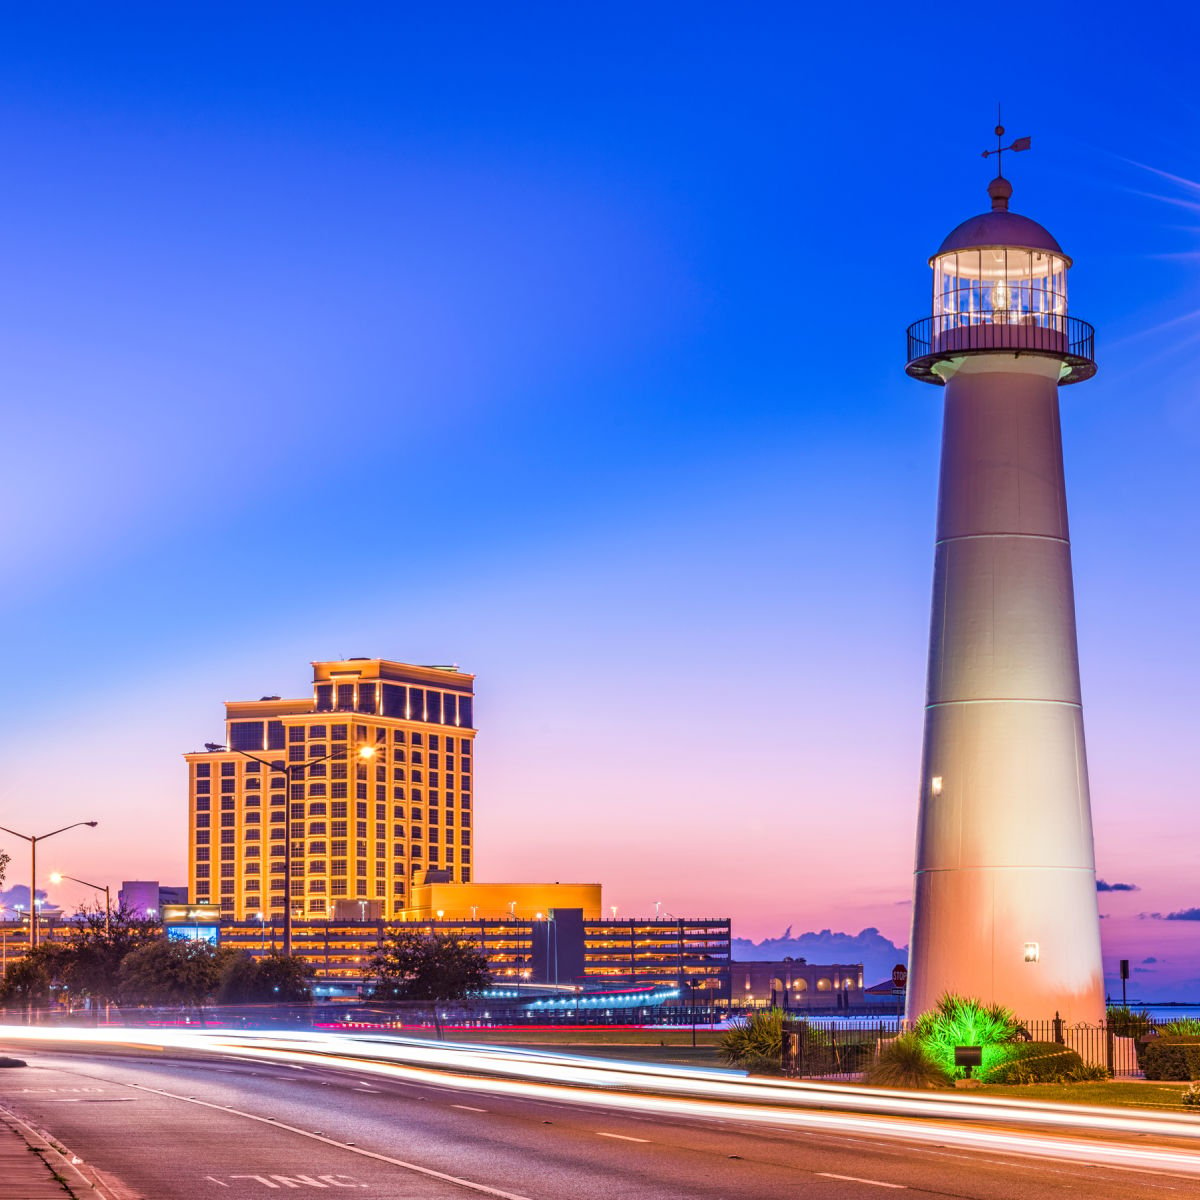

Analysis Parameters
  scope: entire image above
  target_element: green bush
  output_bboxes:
[866,1034,952,1089]
[1107,1006,1153,1038]
[1141,1037,1200,1081]
[1182,1083,1200,1108]
[984,1041,1107,1084]
[912,993,1019,1078]
[720,1008,786,1074]
[1160,1017,1200,1037]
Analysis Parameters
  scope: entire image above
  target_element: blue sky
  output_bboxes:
[1,3,1198,997]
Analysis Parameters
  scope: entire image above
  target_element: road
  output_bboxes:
[0,1034,1197,1199]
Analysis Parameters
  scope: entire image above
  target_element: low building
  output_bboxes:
[400,876,602,921]
[732,959,865,1011]
[208,911,731,1001]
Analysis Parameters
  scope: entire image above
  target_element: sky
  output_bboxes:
[0,3,1198,1000]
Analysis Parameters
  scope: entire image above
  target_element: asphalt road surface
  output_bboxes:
[0,1041,1196,1200]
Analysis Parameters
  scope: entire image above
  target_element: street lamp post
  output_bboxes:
[0,822,98,950]
[49,872,112,937]
[206,740,377,958]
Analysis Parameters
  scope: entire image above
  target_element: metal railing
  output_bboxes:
[906,313,1095,384]
[783,1015,1185,1081]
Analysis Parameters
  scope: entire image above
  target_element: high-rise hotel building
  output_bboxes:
[185,659,475,923]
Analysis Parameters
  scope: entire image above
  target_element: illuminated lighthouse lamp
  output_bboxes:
[906,175,1095,385]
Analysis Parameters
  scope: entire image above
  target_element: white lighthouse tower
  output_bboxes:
[905,129,1104,1024]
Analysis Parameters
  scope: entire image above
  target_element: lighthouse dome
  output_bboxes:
[933,175,1068,263]
[935,209,1065,260]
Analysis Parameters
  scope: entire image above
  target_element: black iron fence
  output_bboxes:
[783,1015,1182,1081]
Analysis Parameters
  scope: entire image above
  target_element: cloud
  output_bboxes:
[0,885,48,910]
[1096,879,1140,892]
[1165,908,1200,921]
[731,927,908,987]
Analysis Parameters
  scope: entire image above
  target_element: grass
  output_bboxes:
[949,1081,1198,1110]
[440,1026,727,1067]
[442,1027,725,1047]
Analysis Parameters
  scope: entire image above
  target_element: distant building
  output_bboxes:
[205,910,731,1001]
[119,881,187,917]
[733,959,864,1010]
[183,658,477,924]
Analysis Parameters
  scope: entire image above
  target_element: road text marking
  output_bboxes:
[108,1081,534,1199]
[596,1132,649,1143]
[452,1105,488,1113]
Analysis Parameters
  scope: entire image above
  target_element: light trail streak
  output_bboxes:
[3,1026,1199,1178]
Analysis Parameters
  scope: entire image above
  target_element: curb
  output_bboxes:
[0,1105,138,1200]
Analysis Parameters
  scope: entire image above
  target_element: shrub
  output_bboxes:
[719,1008,786,1074]
[1141,1037,1200,1082]
[985,1041,1107,1084]
[866,1034,952,1089]
[912,993,1019,1078]
[1182,1083,1200,1108]
[1160,1017,1200,1037]
[1107,1006,1153,1039]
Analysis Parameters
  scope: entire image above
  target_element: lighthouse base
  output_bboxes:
[906,865,1105,1025]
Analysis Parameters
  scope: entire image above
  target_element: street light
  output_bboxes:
[49,872,112,937]
[206,740,377,957]
[0,822,98,950]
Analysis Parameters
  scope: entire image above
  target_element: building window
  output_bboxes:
[196,815,211,828]
[221,779,236,794]
[196,762,212,778]
[196,831,211,845]
[195,780,211,795]
[195,798,210,813]
[331,880,348,896]
[309,801,327,815]
[267,721,286,750]
[331,724,347,741]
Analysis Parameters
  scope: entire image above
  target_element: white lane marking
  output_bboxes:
[105,1080,536,1200]
[817,1174,905,1189]
[596,1132,649,1143]
[452,1104,488,1112]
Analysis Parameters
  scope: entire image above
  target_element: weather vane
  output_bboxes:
[981,106,1030,177]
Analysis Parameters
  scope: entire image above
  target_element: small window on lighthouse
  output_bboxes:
[1024,942,1040,963]
[930,776,943,796]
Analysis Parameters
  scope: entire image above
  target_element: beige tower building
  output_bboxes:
[185,659,475,923]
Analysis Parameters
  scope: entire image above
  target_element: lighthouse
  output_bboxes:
[904,131,1104,1024]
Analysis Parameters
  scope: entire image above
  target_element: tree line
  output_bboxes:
[0,907,490,1016]
[0,904,310,1012]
